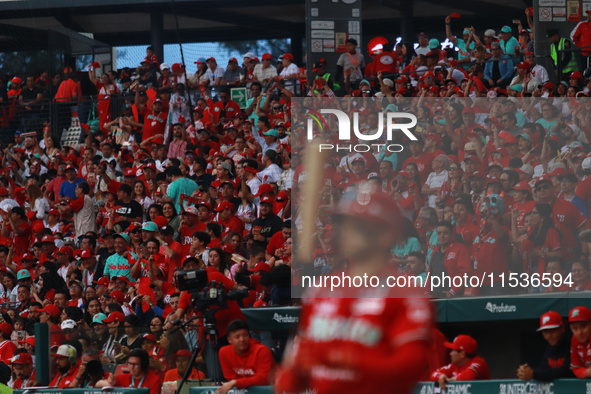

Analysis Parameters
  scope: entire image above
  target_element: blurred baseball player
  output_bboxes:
[275,189,434,393]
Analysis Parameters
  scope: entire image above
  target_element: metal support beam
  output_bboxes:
[399,0,413,43]
[150,10,164,64]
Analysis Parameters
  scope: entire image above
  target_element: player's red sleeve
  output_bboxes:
[430,364,453,381]
[454,360,484,381]
[235,346,275,389]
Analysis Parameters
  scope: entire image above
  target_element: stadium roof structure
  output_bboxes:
[0,0,530,51]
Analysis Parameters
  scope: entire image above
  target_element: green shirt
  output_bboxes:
[167,177,198,212]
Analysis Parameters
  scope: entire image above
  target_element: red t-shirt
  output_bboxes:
[160,241,184,283]
[0,340,16,364]
[219,215,245,239]
[219,339,276,389]
[266,231,285,256]
[473,226,510,283]
[179,222,206,256]
[142,109,168,144]
[571,336,591,378]
[551,198,587,260]
[113,370,162,394]
[210,100,242,124]
[403,152,433,183]
[50,365,79,388]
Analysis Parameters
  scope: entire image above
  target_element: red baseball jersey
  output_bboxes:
[276,285,433,393]
[430,355,490,381]
[571,336,591,378]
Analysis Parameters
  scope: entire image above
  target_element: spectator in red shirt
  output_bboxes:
[571,260,591,291]
[0,322,16,364]
[218,320,275,393]
[427,221,472,297]
[403,137,433,182]
[50,344,80,388]
[97,349,162,392]
[430,335,490,389]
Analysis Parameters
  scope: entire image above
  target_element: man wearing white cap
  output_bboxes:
[50,344,80,388]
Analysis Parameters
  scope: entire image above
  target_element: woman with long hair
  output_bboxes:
[162,202,181,233]
[223,232,245,257]
[436,162,463,207]
[27,183,50,222]
[159,328,190,373]
[208,247,230,277]
[43,136,60,162]
[149,316,165,341]
[83,297,103,325]
[148,203,163,222]
[132,180,153,221]
[33,271,66,305]
[512,203,563,290]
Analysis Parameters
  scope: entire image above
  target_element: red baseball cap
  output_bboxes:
[57,245,73,257]
[425,133,442,145]
[469,171,486,179]
[498,130,518,145]
[548,167,567,178]
[537,311,564,331]
[80,249,95,259]
[21,253,36,261]
[39,304,61,318]
[444,334,477,354]
[0,322,12,337]
[11,352,32,365]
[570,71,583,79]
[153,215,169,228]
[513,182,532,193]
[228,57,238,63]
[109,290,125,303]
[517,61,530,70]
[176,349,193,358]
[254,183,274,197]
[41,235,55,243]
[281,53,294,61]
[92,277,109,287]
[48,209,60,216]
[214,201,235,212]
[103,311,125,323]
[262,53,272,60]
[260,195,275,205]
[143,333,157,342]
[569,306,591,323]
[64,164,75,171]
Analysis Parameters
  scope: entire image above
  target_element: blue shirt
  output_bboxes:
[59,177,85,199]
[103,252,138,281]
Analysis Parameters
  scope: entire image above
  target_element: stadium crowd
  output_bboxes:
[0,5,589,393]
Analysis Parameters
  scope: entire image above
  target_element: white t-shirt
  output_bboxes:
[279,63,300,94]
